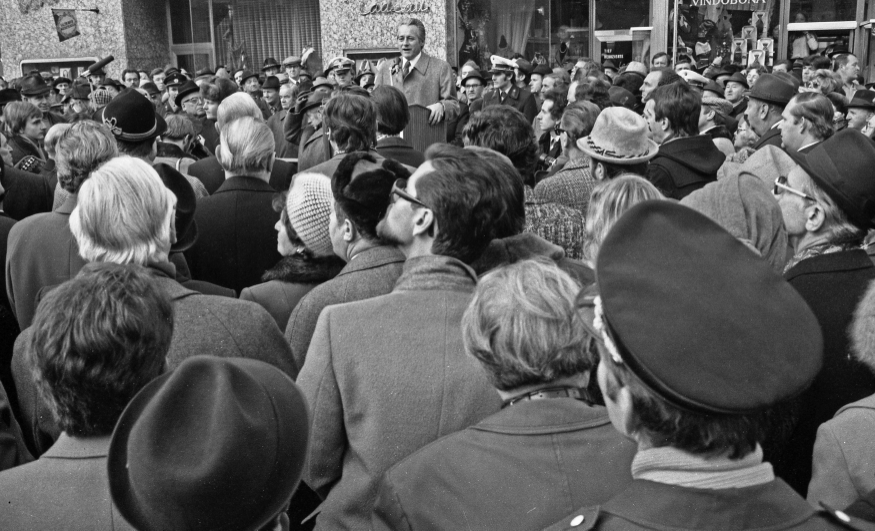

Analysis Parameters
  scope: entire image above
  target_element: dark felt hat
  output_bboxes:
[163,73,186,88]
[101,89,167,142]
[294,90,330,115]
[262,75,281,91]
[608,86,636,109]
[774,71,801,90]
[140,82,160,96]
[460,70,485,86]
[108,356,309,531]
[847,89,875,110]
[311,76,333,91]
[195,67,215,77]
[595,201,823,414]
[533,64,553,77]
[100,78,124,90]
[724,71,749,89]
[19,74,51,96]
[0,89,20,106]
[332,152,412,235]
[152,163,198,251]
[239,70,259,84]
[52,77,72,89]
[174,80,201,108]
[703,80,724,98]
[748,74,795,106]
[262,57,281,71]
[788,129,875,230]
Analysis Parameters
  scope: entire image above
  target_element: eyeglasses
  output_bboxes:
[464,83,483,89]
[773,176,816,201]
[391,178,430,209]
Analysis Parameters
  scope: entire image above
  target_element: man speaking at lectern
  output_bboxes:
[375,17,459,125]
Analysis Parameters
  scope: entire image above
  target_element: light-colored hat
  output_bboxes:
[624,61,648,77]
[489,55,516,74]
[576,107,659,165]
[701,96,733,117]
[287,173,334,257]
[678,69,709,87]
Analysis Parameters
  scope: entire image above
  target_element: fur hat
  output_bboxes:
[576,107,658,165]
[287,173,334,257]
[331,152,412,240]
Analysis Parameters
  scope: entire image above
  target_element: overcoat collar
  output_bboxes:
[784,248,873,282]
[393,254,477,293]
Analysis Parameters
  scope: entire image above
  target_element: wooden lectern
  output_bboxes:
[403,104,447,153]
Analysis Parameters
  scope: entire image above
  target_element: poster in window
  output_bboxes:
[747,49,765,68]
[732,39,747,66]
[741,26,757,53]
[757,38,774,66]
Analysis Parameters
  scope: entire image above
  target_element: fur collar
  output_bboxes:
[262,254,346,284]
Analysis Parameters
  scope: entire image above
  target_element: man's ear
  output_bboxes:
[805,204,826,233]
[411,208,435,238]
[659,117,671,133]
[342,218,355,242]
[266,153,276,174]
[594,162,606,181]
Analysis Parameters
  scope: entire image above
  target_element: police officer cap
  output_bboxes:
[489,55,515,75]
[596,201,822,415]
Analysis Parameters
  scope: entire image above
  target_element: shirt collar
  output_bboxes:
[404,52,423,71]
[796,140,821,152]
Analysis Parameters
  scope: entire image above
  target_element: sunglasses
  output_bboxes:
[773,176,816,201]
[391,178,430,209]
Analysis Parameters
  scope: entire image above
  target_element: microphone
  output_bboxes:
[82,56,115,76]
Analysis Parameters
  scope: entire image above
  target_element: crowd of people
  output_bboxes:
[0,13,875,531]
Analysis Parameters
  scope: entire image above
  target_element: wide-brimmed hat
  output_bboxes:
[262,76,281,91]
[262,57,281,71]
[19,74,51,96]
[52,77,72,89]
[748,74,795,106]
[847,89,875,110]
[152,164,198,251]
[576,107,658,164]
[724,72,749,89]
[108,356,309,531]
[101,89,167,142]
[294,90,329,115]
[239,70,259,84]
[788,129,875,230]
[174,80,201,108]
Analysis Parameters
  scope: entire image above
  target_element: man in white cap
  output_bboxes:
[481,55,538,123]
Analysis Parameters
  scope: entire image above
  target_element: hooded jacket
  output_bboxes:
[646,135,726,200]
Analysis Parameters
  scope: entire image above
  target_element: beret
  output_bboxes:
[596,201,822,414]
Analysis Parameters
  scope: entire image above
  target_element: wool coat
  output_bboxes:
[0,162,53,222]
[5,195,86,330]
[12,263,296,456]
[543,479,849,530]
[296,255,502,530]
[374,52,460,123]
[0,434,133,530]
[298,127,331,173]
[285,245,405,376]
[375,136,425,168]
[267,109,298,159]
[646,135,725,200]
[753,124,783,151]
[372,399,636,531]
[470,233,594,288]
[772,250,875,496]
[186,156,295,195]
[184,176,281,294]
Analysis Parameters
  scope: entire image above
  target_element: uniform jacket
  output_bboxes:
[374,52,460,123]
[186,156,294,195]
[808,394,875,509]
[12,263,296,457]
[0,162,53,221]
[184,176,282,294]
[372,399,636,531]
[646,135,725,200]
[296,255,502,530]
[376,136,424,168]
[6,195,86,330]
[773,250,875,496]
[753,124,783,151]
[0,434,133,530]
[482,84,539,123]
[285,245,405,376]
[267,109,298,159]
[543,479,848,530]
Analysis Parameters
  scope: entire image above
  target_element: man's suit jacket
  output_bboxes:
[267,109,298,159]
[0,434,133,530]
[753,124,783,151]
[187,156,294,194]
[184,176,281,294]
[729,98,749,120]
[376,136,424,168]
[298,127,331,173]
[6,195,86,330]
[481,85,539,123]
[375,52,460,123]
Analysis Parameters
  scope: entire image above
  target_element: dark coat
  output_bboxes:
[481,84,539,123]
[1,163,53,221]
[471,232,594,288]
[543,479,848,530]
[753,124,783,150]
[8,135,45,169]
[729,97,749,119]
[267,109,298,159]
[12,263,297,456]
[372,399,636,531]
[375,136,424,168]
[199,117,219,155]
[453,98,482,146]
[646,135,725,200]
[0,213,16,313]
[5,195,85,330]
[285,245,405,375]
[0,377,30,473]
[0,435,132,530]
[186,156,294,195]
[284,105,306,146]
[298,127,331,173]
[772,250,875,496]
[239,254,345,332]
[184,176,282,294]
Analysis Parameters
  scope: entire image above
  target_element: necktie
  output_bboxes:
[500,91,506,103]
[402,61,410,78]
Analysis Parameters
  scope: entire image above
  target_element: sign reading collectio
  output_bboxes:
[359,0,432,16]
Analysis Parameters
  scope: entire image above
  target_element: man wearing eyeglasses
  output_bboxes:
[452,69,485,145]
[771,129,875,498]
[297,145,520,531]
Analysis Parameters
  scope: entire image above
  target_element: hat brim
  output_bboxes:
[171,218,198,252]
[21,86,51,97]
[577,136,659,165]
[174,86,201,108]
[488,68,513,75]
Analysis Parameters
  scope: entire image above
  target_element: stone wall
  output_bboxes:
[320,0,448,62]
[121,0,170,71]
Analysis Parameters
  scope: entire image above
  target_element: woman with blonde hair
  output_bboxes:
[581,175,664,267]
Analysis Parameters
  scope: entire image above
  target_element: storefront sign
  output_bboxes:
[690,0,765,6]
[601,41,634,67]
[360,1,432,16]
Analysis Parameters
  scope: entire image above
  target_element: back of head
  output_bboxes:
[216,92,263,131]
[56,121,120,193]
[371,85,409,136]
[574,80,611,110]
[163,113,196,140]
[419,144,523,263]
[5,101,42,134]
[323,93,377,152]
[463,106,538,185]
[217,116,275,175]
[561,101,600,148]
[463,258,590,392]
[30,263,173,437]
[789,92,835,141]
[613,72,644,95]
[651,81,701,137]
[200,77,238,104]
[655,68,683,88]
[44,123,72,159]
